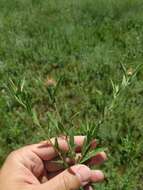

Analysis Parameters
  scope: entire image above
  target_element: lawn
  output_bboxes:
[0,0,143,189]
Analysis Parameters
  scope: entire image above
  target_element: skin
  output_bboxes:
[0,136,107,190]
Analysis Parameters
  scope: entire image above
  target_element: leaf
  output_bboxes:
[14,95,26,108]
[80,148,107,164]
[55,137,60,150]
[95,89,103,96]
[90,123,98,138]
[53,76,63,97]
[58,122,66,134]
[122,75,128,88]
[81,122,99,160]
[68,133,76,158]
[49,160,65,165]
[110,79,115,91]
[32,108,40,127]
[120,63,127,78]
[81,136,88,157]
[69,134,75,150]
[9,78,17,93]
[47,87,54,102]
[20,77,26,92]
[129,63,143,82]
[52,137,68,168]
[47,112,58,129]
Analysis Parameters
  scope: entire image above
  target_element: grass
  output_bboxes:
[0,0,143,189]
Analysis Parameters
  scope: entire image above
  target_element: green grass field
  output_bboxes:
[0,0,143,189]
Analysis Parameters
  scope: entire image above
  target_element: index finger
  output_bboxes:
[32,136,94,161]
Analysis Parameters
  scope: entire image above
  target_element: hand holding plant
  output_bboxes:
[0,136,106,190]
[4,63,142,190]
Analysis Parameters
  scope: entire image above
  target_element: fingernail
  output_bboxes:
[91,170,104,182]
[69,165,91,186]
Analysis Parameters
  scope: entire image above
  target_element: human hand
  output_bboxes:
[0,136,107,190]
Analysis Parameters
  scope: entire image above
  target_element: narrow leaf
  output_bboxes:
[80,148,107,164]
[55,137,60,150]
[53,76,63,97]
[120,63,127,78]
[50,160,65,165]
[32,108,40,127]
[20,78,26,92]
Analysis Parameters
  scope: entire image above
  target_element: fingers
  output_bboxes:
[45,152,107,173]
[88,152,107,166]
[33,136,107,167]
[45,160,64,172]
[45,153,82,172]
[91,170,104,182]
[37,164,91,190]
[83,170,104,190]
[32,136,86,161]
[46,169,104,183]
[37,165,104,190]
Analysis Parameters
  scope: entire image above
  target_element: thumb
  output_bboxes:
[39,164,91,190]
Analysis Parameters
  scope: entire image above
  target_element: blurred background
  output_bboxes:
[0,0,143,189]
